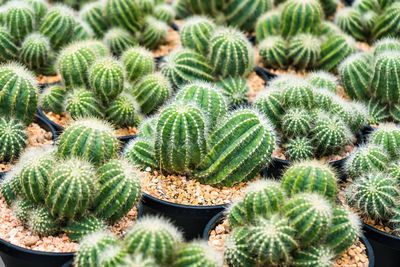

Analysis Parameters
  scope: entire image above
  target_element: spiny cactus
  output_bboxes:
[224,227,257,267]
[285,137,314,161]
[292,246,334,267]
[307,71,337,93]
[26,0,48,23]
[137,116,158,139]
[103,27,137,56]
[46,158,96,219]
[19,33,51,71]
[160,48,214,89]
[184,0,224,16]
[288,34,321,69]
[172,241,223,267]
[154,4,175,24]
[216,77,248,107]
[282,161,338,200]
[282,81,314,109]
[175,81,228,128]
[106,93,140,127]
[124,137,158,169]
[131,73,171,115]
[12,198,34,223]
[346,172,399,220]
[63,215,106,242]
[73,18,95,41]
[284,193,333,245]
[318,34,356,72]
[366,99,390,124]
[39,5,76,50]
[97,244,130,267]
[89,57,124,104]
[0,63,38,124]
[320,0,339,16]
[57,118,119,165]
[84,40,110,58]
[209,28,254,78]
[259,36,288,69]
[141,16,168,50]
[122,46,155,83]
[354,0,380,12]
[155,103,206,174]
[80,2,109,38]
[0,170,21,205]
[370,124,400,158]
[280,0,323,37]
[388,161,400,181]
[254,89,285,126]
[195,109,276,186]
[180,16,216,56]
[313,89,336,111]
[124,216,183,265]
[28,206,59,236]
[3,1,35,42]
[0,26,18,62]
[0,117,27,163]
[65,88,103,120]
[335,8,366,41]
[373,37,400,56]
[255,10,281,42]
[372,2,400,40]
[40,85,66,114]
[104,0,143,33]
[281,108,313,137]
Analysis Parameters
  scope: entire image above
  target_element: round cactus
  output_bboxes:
[320,0,339,16]
[131,73,172,115]
[185,0,223,16]
[57,118,119,165]
[19,33,51,71]
[288,34,321,69]
[65,88,103,120]
[224,227,257,267]
[84,40,110,58]
[307,71,338,93]
[282,81,315,110]
[40,85,66,114]
[105,93,140,127]
[121,46,155,83]
[255,10,281,43]
[195,109,276,186]
[180,16,216,56]
[335,8,366,41]
[124,216,183,265]
[370,124,400,158]
[0,117,27,163]
[372,2,400,40]
[124,137,158,169]
[388,161,400,181]
[254,89,284,126]
[313,89,336,111]
[209,28,254,78]
[26,0,48,23]
[0,170,21,206]
[63,215,106,242]
[103,27,137,56]
[281,108,313,137]
[172,241,223,267]
[141,17,168,50]
[28,206,59,236]
[97,244,130,267]
[137,116,158,139]
[366,99,390,125]
[80,2,109,38]
[3,1,35,42]
[72,18,94,41]
[259,36,288,69]
[292,246,335,267]
[285,137,314,161]
[354,0,381,12]
[160,48,214,89]
[0,26,18,62]
[318,34,356,72]
[154,4,176,24]
[373,37,400,56]
[103,0,143,33]
[12,198,34,223]
[216,77,248,107]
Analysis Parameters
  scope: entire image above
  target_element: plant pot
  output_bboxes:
[141,193,225,240]
[203,211,375,267]
[254,66,278,82]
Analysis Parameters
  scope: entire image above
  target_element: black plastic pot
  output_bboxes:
[203,211,375,267]
[254,66,278,83]
[141,193,225,240]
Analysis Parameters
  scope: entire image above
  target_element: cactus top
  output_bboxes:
[244,179,282,195]
[127,216,183,242]
[0,62,38,87]
[67,117,115,133]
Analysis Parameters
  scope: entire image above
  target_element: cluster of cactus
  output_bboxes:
[339,39,400,124]
[334,0,400,42]
[224,164,361,267]
[0,117,142,240]
[254,73,367,161]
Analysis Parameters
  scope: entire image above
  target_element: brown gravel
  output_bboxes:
[247,71,266,103]
[152,26,181,58]
[356,42,372,52]
[208,219,369,267]
[0,196,138,253]
[114,127,138,137]
[141,170,254,206]
[37,75,61,85]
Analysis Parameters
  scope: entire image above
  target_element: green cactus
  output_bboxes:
[3,1,35,42]
[28,206,59,236]
[318,34,356,72]
[138,0,155,14]
[64,215,106,242]
[288,34,321,69]
[285,137,314,161]
[104,0,143,33]
[320,0,339,16]
[216,77,248,107]
[0,63,38,124]
[307,71,337,93]
[372,2,400,40]
[97,244,130,267]
[39,5,76,50]
[224,227,257,267]
[124,137,158,169]
[370,124,400,158]
[12,198,34,223]
[131,73,172,115]
[73,18,95,41]
[172,241,222,267]
[122,46,155,83]
[84,40,110,58]
[26,0,48,23]
[390,104,400,123]
[185,0,223,16]
[282,81,315,109]
[390,208,400,234]
[259,36,288,69]
[124,216,183,265]
[19,33,51,71]
[180,16,216,56]
[106,93,140,127]
[103,27,137,56]
[154,4,175,24]
[366,99,390,124]
[388,161,400,181]
[155,103,206,174]
[57,118,119,165]
[281,108,313,137]
[313,89,335,111]
[141,16,168,50]
[346,144,389,178]
[373,37,400,56]
[160,48,214,89]
[0,117,27,163]
[255,10,281,43]
[209,28,254,78]
[354,0,381,12]
[137,116,158,139]
[195,109,276,186]
[80,2,109,38]
[0,170,21,206]
[335,8,366,41]
[280,0,323,37]
[0,26,18,62]
[89,57,124,104]
[292,246,335,267]
[40,85,67,114]
[65,88,104,120]
[254,89,284,126]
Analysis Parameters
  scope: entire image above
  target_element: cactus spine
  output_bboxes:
[318,34,356,71]
[122,47,155,83]
[281,108,313,137]
[335,8,366,41]
[0,117,27,162]
[104,0,143,33]
[65,88,103,120]
[180,16,216,56]
[292,246,334,267]
[372,2,400,40]
[0,26,18,62]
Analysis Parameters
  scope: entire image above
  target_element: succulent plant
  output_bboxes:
[282,81,314,110]
[259,36,288,69]
[370,124,400,158]
[137,116,158,139]
[255,10,281,42]
[318,34,356,72]
[335,8,366,41]
[180,16,216,56]
[28,206,59,236]
[3,1,35,42]
[124,137,158,169]
[63,215,106,242]
[216,76,248,107]
[104,0,143,33]
[26,0,48,23]
[209,28,254,78]
[320,0,339,16]
[254,89,284,126]
[106,93,140,127]
[19,33,51,71]
[0,117,27,163]
[195,109,276,186]
[65,88,104,119]
[372,2,400,40]
[292,246,334,267]
[57,118,119,165]
[73,18,95,41]
[285,137,314,161]
[137,0,155,14]
[366,99,390,124]
[281,108,313,137]
[388,161,400,181]
[132,73,171,115]
[141,16,168,50]
[307,71,337,93]
[80,2,109,38]
[172,241,223,267]
[224,227,257,267]
[40,85,67,114]
[124,216,183,265]
[373,37,400,56]
[0,26,18,62]
[354,0,380,12]
[12,198,34,223]
[288,34,321,69]
[103,27,137,56]
[97,244,131,267]
[154,4,175,24]
[121,46,154,83]
[0,170,21,205]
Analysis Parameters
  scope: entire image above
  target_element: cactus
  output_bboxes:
[64,215,106,242]
[254,89,284,126]
[280,0,323,37]
[141,17,168,50]
[285,137,314,161]
[335,8,366,41]
[281,108,313,137]
[354,0,381,12]
[390,104,400,123]
[154,4,175,24]
[282,81,314,110]
[308,71,337,93]
[282,161,338,200]
[0,63,38,124]
[28,206,59,236]
[138,0,155,14]
[372,2,400,40]
[346,172,399,220]
[89,57,124,104]
[255,10,281,43]
[160,48,214,89]
[124,137,158,169]
[373,37,400,56]
[172,241,222,267]
[46,158,96,219]
[216,77,248,107]
[209,28,254,78]
[326,207,361,254]
[104,0,143,33]
[370,124,400,158]
[40,85,66,114]
[155,103,206,174]
[26,0,48,23]
[80,2,108,38]
[97,244,130,267]
[320,0,339,16]
[57,118,119,165]
[106,93,140,127]
[366,99,390,124]
[12,198,34,223]
[39,5,76,50]
[224,227,257,267]
[313,89,336,111]
[84,40,110,58]
[318,34,356,72]
[338,52,372,100]
[122,47,155,83]
[65,88,103,119]
[185,0,223,16]
[57,42,97,88]
[103,27,137,56]
[259,36,288,69]
[388,161,400,181]
[345,144,389,178]
[288,34,321,69]
[0,170,21,205]
[73,18,94,41]
[3,1,35,42]
[195,109,276,186]
[19,33,51,71]
[370,51,400,104]
[180,16,216,56]
[175,81,228,128]
[0,117,27,163]
[292,246,334,267]
[0,26,18,62]
[124,216,183,265]
[138,116,158,139]
[131,72,172,115]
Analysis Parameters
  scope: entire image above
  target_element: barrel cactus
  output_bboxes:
[103,0,143,33]
[372,2,400,40]
[28,206,59,236]
[259,36,288,70]
[307,71,337,93]
[124,137,158,169]
[216,77,248,107]
[63,215,106,242]
[106,93,140,127]
[103,27,137,56]
[281,108,313,137]
[255,10,281,42]
[172,241,223,267]
[0,117,27,163]
[65,88,103,119]
[284,137,314,161]
[0,26,18,62]
[122,46,155,83]
[335,8,366,41]
[3,1,35,42]
[19,33,51,71]
[369,124,400,158]
[80,2,109,38]
[288,34,321,69]
[141,16,168,50]
[318,34,356,72]
[180,16,216,56]
[40,85,66,114]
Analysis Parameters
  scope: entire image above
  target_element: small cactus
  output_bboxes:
[137,116,158,139]
[307,71,337,93]
[369,124,400,158]
[180,16,216,56]
[154,4,176,24]
[292,246,335,267]
[372,2,400,40]
[28,206,59,236]
[288,34,321,69]
[255,10,281,42]
[26,0,48,23]
[73,18,94,41]
[282,81,314,109]
[40,85,66,114]
[0,26,19,62]
[63,215,106,242]
[12,198,34,223]
[122,46,155,83]
[281,108,313,137]
[388,161,400,181]
[254,89,284,126]
[318,34,356,72]
[209,28,254,78]
[106,93,140,127]
[65,88,104,120]
[172,241,223,267]
[19,33,51,71]
[259,36,288,69]
[97,244,130,267]
[285,137,314,161]
[3,1,35,42]
[0,117,27,163]
[224,227,257,267]
[216,77,248,107]
[124,137,158,169]
[104,0,143,33]
[141,16,168,50]
[103,27,137,56]
[366,99,390,125]
[373,37,400,56]
[0,170,21,205]
[335,8,366,41]
[80,2,109,38]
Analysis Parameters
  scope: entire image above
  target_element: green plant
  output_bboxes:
[57,118,119,165]
[124,216,183,265]
[372,2,400,40]
[288,34,321,69]
[318,34,356,72]
[255,10,280,42]
[320,0,339,16]
[103,0,143,33]
[307,71,337,93]
[40,85,66,114]
[124,137,158,169]
[281,108,313,137]
[137,116,158,139]
[3,1,35,42]
[122,46,155,83]
[388,161,400,181]
[0,117,27,163]
[72,18,94,41]
[223,227,257,267]
[335,8,366,41]
[141,16,168,50]
[292,246,334,267]
[19,33,51,71]
[105,93,140,127]
[172,241,222,267]
[195,109,276,186]
[0,26,18,62]
[103,27,137,56]
[12,198,34,223]
[216,76,248,107]
[209,27,254,78]
[28,206,59,236]
[137,0,155,14]
[0,170,21,205]
[65,88,104,119]
[282,81,314,109]
[254,89,284,126]
[63,215,106,242]
[259,36,288,69]
[374,37,400,56]
[80,2,109,38]
[154,4,175,24]
[370,124,400,158]
[26,0,48,23]
[180,16,216,56]
[366,99,390,124]
[284,137,314,161]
